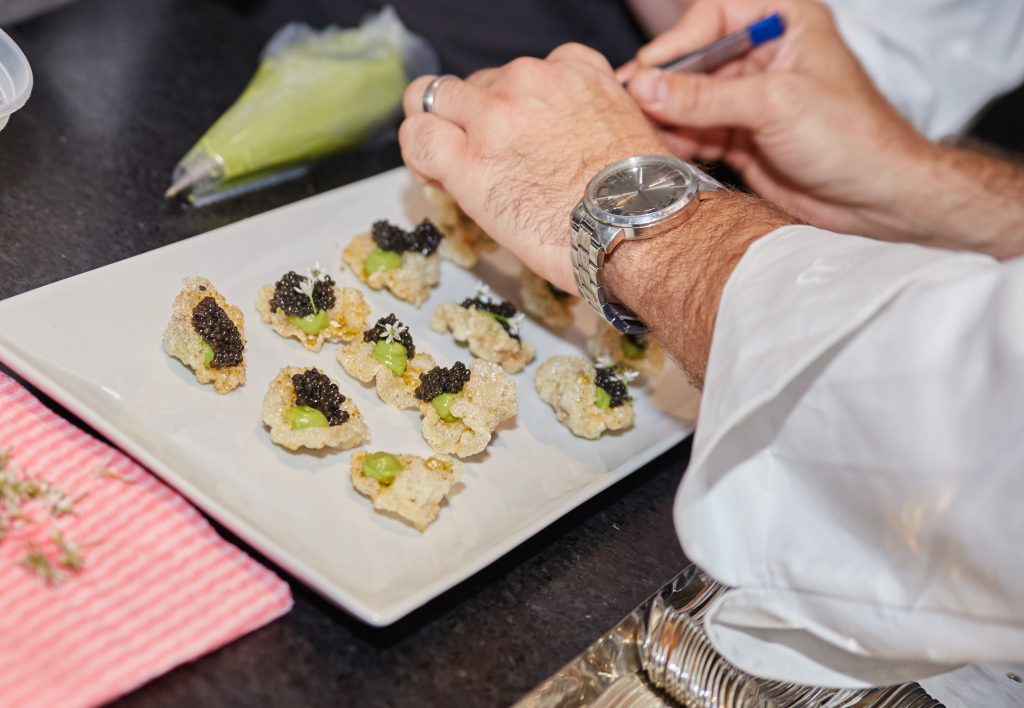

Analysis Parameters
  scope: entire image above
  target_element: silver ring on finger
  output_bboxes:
[422,74,456,114]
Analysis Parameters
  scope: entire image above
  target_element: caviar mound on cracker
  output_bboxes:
[342,219,442,306]
[586,322,665,378]
[430,282,536,374]
[350,451,463,531]
[257,262,369,352]
[163,276,246,394]
[262,366,369,451]
[423,186,496,268]
[415,360,517,458]
[535,355,636,439]
[337,314,437,410]
[519,268,578,330]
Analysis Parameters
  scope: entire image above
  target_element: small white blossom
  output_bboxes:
[293,278,316,299]
[595,356,616,370]
[306,260,327,283]
[473,281,497,304]
[506,312,526,337]
[382,321,408,344]
[616,368,639,386]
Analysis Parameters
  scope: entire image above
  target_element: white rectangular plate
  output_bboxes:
[0,168,698,625]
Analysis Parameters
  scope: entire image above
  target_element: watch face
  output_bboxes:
[585,155,698,228]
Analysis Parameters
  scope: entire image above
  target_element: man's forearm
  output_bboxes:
[603,192,794,387]
[867,142,1024,260]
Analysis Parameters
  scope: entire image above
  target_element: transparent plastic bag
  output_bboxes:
[167,6,438,204]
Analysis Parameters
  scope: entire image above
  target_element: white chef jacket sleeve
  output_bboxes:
[823,0,1024,140]
[676,224,1024,687]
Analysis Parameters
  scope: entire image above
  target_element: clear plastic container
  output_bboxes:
[0,28,32,133]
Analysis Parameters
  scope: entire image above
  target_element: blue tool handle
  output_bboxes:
[652,13,786,75]
[748,13,785,48]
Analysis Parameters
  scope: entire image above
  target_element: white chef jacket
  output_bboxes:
[825,0,1024,139]
[676,225,1024,687]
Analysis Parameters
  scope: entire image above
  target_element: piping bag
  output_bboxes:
[166,7,437,206]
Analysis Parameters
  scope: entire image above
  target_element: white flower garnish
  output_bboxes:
[382,320,408,344]
[293,278,316,299]
[616,368,639,386]
[306,260,327,283]
[473,281,497,304]
[595,356,616,370]
[506,312,526,337]
[292,261,328,309]
[294,282,315,312]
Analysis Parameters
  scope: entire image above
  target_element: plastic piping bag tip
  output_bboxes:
[165,171,203,199]
[165,151,222,199]
[164,182,185,199]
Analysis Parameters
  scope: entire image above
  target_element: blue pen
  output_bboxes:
[655,13,785,74]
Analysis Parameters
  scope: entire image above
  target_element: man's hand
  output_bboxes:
[623,0,936,241]
[622,0,1024,259]
[400,45,665,293]
[400,48,793,386]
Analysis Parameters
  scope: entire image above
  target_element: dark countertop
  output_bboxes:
[0,1,690,706]
[4,2,1023,706]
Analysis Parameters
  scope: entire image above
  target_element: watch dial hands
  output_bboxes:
[591,161,691,215]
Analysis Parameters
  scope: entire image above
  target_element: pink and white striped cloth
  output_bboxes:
[0,373,293,708]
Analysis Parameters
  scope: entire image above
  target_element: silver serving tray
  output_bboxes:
[517,565,948,708]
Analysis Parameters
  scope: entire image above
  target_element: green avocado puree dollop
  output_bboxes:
[288,310,330,335]
[202,340,215,368]
[363,452,402,484]
[365,247,402,274]
[431,393,459,423]
[289,405,329,430]
[620,337,645,360]
[371,340,408,375]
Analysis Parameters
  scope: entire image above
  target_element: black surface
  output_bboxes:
[3,1,1023,706]
[0,1,689,707]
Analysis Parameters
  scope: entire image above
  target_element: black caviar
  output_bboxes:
[292,369,349,426]
[362,313,416,357]
[269,271,336,317]
[411,219,443,254]
[547,283,572,302]
[595,367,630,408]
[414,362,471,402]
[191,297,244,368]
[371,219,442,256]
[460,295,520,340]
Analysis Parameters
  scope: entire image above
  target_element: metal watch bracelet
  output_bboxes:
[570,205,649,335]
[570,167,721,336]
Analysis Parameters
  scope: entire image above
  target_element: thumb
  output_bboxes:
[627,68,770,131]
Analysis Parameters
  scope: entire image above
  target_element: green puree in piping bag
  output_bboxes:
[167,8,436,201]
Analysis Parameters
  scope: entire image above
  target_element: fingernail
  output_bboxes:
[631,70,667,107]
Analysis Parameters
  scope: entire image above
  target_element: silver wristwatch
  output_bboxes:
[571,155,721,334]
